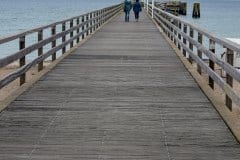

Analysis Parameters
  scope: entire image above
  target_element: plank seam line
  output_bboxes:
[28,88,76,159]
[160,109,174,160]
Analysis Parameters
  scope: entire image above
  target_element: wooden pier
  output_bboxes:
[0,2,240,159]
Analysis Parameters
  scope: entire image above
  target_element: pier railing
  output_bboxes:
[0,3,123,89]
[145,2,240,111]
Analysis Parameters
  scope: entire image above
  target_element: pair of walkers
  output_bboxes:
[124,0,142,22]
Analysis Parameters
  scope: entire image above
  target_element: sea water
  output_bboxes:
[0,0,122,37]
[180,0,240,38]
[179,0,240,64]
[0,0,122,59]
[0,0,240,58]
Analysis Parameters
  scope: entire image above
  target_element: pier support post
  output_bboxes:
[192,3,200,18]
[82,16,85,40]
[188,27,194,64]
[178,21,182,50]
[209,39,215,89]
[38,30,43,71]
[173,20,177,46]
[19,36,26,86]
[96,11,99,29]
[62,22,66,54]
[94,12,96,31]
[70,19,74,48]
[226,48,234,111]
[90,13,93,34]
[77,18,80,43]
[182,24,187,57]
[51,26,56,61]
[152,0,154,18]
[98,10,101,28]
[86,14,89,36]
[147,0,149,13]
[197,32,202,74]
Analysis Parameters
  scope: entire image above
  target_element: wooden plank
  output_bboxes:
[0,12,239,160]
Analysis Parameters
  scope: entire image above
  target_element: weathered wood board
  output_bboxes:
[0,12,239,160]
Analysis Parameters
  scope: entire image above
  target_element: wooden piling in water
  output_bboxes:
[179,2,187,15]
[192,3,200,18]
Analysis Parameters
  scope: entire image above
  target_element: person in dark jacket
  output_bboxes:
[124,0,132,22]
[133,0,142,22]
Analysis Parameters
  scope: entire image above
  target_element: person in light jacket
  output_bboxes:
[133,0,142,22]
[124,0,132,22]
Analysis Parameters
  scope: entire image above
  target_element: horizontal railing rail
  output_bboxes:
[144,2,240,111]
[0,3,123,89]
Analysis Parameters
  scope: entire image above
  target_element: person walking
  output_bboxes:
[133,0,142,22]
[124,0,132,22]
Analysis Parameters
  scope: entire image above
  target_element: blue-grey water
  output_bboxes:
[0,0,240,58]
[0,0,122,37]
[181,0,240,38]
[0,0,122,59]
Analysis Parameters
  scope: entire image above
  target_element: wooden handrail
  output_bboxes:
[0,4,122,44]
[0,5,121,68]
[144,2,240,110]
[0,3,123,89]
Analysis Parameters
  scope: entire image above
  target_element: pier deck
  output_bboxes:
[0,12,240,159]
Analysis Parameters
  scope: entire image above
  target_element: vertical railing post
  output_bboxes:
[38,30,43,71]
[178,21,182,50]
[197,32,203,74]
[90,12,93,34]
[97,11,99,29]
[183,24,187,57]
[173,20,177,46]
[86,13,89,36]
[98,10,101,28]
[70,19,74,48]
[51,26,56,61]
[209,39,215,89]
[62,22,66,54]
[99,10,102,26]
[77,18,80,43]
[152,0,154,18]
[226,48,234,110]
[103,9,106,23]
[94,11,96,31]
[167,19,171,38]
[147,0,149,13]
[189,27,194,64]
[82,15,85,40]
[170,20,173,41]
[102,9,104,25]
[19,36,26,86]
